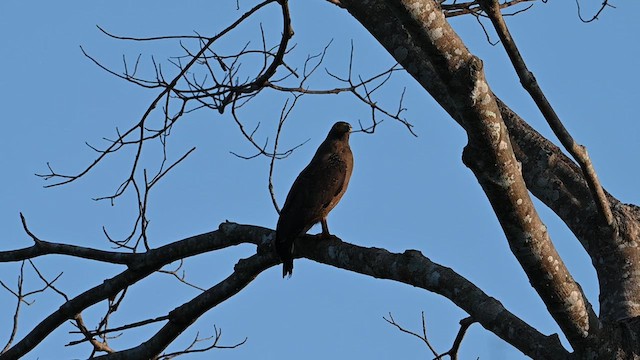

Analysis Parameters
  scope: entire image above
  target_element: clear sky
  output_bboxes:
[1,1,639,359]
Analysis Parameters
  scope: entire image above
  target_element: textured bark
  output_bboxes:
[0,223,571,359]
[0,224,264,360]
[3,1,640,358]
[332,0,640,357]
[500,101,640,325]
[339,0,598,350]
[595,204,640,323]
[296,234,569,360]
[95,252,278,360]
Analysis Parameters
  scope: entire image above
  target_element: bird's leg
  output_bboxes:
[320,218,331,238]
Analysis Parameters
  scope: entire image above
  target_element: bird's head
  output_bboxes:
[329,121,352,139]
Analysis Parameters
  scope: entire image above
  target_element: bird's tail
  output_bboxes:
[275,235,294,278]
[282,258,293,278]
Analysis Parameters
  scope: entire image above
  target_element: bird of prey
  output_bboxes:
[275,121,354,277]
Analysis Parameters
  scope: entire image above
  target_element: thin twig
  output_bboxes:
[575,0,614,23]
[1,262,26,354]
[383,312,439,357]
[435,317,476,360]
[159,326,247,359]
[68,315,169,344]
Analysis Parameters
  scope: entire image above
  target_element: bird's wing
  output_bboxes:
[277,152,349,236]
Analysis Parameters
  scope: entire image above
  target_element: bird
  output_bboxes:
[275,121,354,277]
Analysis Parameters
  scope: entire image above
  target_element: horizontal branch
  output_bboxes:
[0,215,135,264]
[0,239,135,265]
[1,222,569,359]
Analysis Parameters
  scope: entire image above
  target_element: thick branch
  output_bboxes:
[94,253,277,359]
[478,0,614,229]
[2,223,570,359]
[340,0,599,349]
[337,0,606,250]
[496,100,612,251]
[0,223,266,360]
[296,234,570,359]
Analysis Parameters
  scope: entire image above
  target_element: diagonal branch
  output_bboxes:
[94,252,277,359]
[340,0,600,348]
[35,0,287,195]
[0,222,264,360]
[478,0,614,229]
[436,317,476,360]
[295,233,570,360]
[337,0,607,252]
[1,262,26,354]
[383,312,439,357]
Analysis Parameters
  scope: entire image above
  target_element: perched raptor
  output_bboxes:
[275,121,354,277]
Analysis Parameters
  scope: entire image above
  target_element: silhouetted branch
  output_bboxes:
[383,312,439,357]
[71,313,115,356]
[68,315,168,346]
[575,0,615,22]
[384,312,476,360]
[158,326,247,359]
[435,317,476,360]
[35,0,287,199]
[0,222,570,359]
[1,262,25,354]
[268,95,303,214]
[158,259,207,292]
[0,214,135,265]
[0,260,70,355]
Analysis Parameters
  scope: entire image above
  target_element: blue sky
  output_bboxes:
[1,1,639,359]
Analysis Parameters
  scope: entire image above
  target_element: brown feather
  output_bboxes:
[275,121,354,277]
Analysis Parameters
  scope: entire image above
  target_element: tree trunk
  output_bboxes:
[337,0,640,358]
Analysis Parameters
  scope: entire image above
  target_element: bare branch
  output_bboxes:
[442,0,536,18]
[68,315,169,345]
[575,0,615,22]
[268,95,303,214]
[1,262,26,354]
[0,222,571,359]
[35,0,287,199]
[478,0,615,229]
[383,312,439,357]
[27,260,68,301]
[94,251,276,359]
[158,326,247,359]
[435,317,476,360]
[295,231,570,360]
[70,313,115,355]
[158,260,207,292]
[0,214,135,265]
[0,222,269,359]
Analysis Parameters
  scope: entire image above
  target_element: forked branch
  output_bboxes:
[478,0,615,229]
[384,313,475,360]
[383,312,439,357]
[1,223,569,359]
[441,0,536,18]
